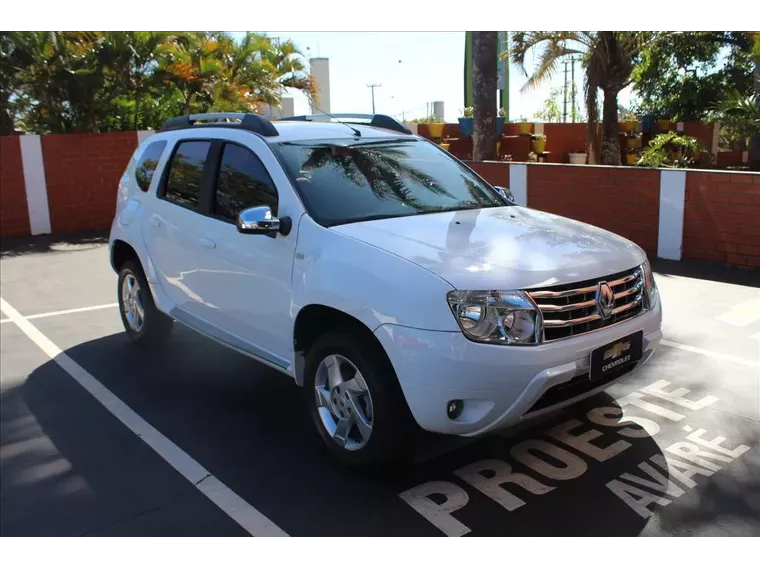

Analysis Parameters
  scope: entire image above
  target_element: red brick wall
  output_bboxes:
[682,171,760,267]
[41,132,137,234]
[0,136,31,237]
[466,161,509,188]
[526,164,661,255]
[542,123,588,163]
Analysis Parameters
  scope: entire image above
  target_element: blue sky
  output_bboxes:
[233,31,636,122]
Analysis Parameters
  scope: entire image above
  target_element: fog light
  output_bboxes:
[447,399,464,420]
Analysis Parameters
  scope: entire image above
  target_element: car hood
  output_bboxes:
[331,206,647,290]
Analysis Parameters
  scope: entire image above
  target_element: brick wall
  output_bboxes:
[527,164,661,255]
[0,136,30,237]
[41,132,137,234]
[682,171,760,267]
[467,161,510,188]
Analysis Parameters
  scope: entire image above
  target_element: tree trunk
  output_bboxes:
[472,31,498,162]
[0,97,14,135]
[600,88,622,165]
[749,52,760,171]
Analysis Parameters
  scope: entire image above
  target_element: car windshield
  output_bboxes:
[275,138,507,226]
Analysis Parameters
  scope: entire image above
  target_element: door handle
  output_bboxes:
[149,215,161,228]
[198,237,216,249]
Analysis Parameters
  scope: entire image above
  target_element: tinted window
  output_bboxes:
[276,139,505,226]
[214,144,278,221]
[165,141,211,209]
[134,141,167,192]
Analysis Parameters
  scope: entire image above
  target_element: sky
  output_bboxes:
[234,31,636,123]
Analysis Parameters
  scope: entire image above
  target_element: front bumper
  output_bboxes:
[374,301,662,436]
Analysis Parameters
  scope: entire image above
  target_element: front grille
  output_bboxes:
[526,266,644,342]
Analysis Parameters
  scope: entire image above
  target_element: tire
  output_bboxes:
[304,328,417,470]
[117,260,173,346]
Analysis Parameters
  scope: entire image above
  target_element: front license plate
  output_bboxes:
[590,330,643,382]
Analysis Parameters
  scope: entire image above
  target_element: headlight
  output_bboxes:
[641,260,658,309]
[447,290,542,345]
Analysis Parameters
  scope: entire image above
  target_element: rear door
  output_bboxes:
[142,138,213,313]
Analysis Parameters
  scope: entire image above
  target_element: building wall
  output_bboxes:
[309,58,331,114]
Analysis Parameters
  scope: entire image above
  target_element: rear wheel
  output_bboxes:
[117,260,173,346]
[304,329,416,469]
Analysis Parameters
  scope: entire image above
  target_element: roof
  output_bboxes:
[155,113,416,143]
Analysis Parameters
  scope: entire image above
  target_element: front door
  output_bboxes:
[188,133,298,366]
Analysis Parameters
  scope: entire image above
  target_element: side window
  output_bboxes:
[134,141,167,192]
[214,144,278,222]
[164,141,211,209]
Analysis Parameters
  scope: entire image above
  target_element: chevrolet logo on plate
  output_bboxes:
[604,341,631,361]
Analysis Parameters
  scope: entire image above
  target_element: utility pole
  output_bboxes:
[570,56,577,123]
[367,84,381,113]
[563,60,569,123]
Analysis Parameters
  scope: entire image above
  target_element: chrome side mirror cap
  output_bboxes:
[237,206,290,235]
[494,185,515,204]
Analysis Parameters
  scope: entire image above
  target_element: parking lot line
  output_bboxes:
[660,339,759,368]
[0,296,289,537]
[0,302,118,324]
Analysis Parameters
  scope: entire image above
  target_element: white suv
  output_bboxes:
[110,112,662,468]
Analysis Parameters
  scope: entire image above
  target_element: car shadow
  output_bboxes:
[0,230,110,259]
[651,257,759,288]
[4,326,759,536]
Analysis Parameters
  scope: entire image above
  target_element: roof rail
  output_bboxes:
[277,113,412,135]
[159,113,279,137]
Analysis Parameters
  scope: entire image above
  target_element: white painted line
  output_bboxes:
[509,163,528,207]
[657,170,686,261]
[0,303,118,324]
[715,298,760,328]
[19,134,52,236]
[660,339,759,368]
[0,296,288,537]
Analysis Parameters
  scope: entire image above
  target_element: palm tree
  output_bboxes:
[472,32,498,161]
[511,32,652,165]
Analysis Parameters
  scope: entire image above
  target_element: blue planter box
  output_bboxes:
[458,117,505,137]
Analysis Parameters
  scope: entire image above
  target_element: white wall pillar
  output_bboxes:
[657,170,687,260]
[309,58,331,114]
[137,130,155,145]
[509,164,528,207]
[19,135,51,235]
[533,123,544,136]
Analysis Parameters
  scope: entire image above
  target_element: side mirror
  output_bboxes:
[494,186,516,204]
[236,206,291,236]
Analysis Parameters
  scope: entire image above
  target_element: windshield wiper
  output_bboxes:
[328,212,415,227]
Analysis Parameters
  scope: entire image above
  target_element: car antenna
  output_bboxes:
[309,104,362,138]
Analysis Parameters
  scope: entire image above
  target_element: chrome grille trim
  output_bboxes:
[527,266,645,341]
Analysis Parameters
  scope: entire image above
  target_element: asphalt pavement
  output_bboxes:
[1,232,758,536]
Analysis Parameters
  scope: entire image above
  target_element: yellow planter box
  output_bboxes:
[531,139,546,153]
[626,153,639,166]
[658,119,671,131]
[626,137,642,149]
[426,123,444,138]
[518,122,532,135]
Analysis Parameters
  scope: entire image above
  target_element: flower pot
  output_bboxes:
[568,152,587,165]
[620,120,637,133]
[531,139,546,153]
[518,122,532,135]
[439,143,450,152]
[626,153,639,166]
[458,117,473,137]
[496,117,505,135]
[658,119,671,131]
[426,123,444,138]
[626,137,642,149]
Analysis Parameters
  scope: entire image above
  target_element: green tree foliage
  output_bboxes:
[0,31,316,134]
[631,32,754,122]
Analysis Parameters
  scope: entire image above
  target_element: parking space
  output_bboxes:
[1,235,759,537]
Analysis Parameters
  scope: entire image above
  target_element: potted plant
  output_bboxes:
[568,149,588,164]
[620,112,638,133]
[517,115,532,135]
[423,115,445,139]
[626,131,642,149]
[658,118,671,131]
[458,107,474,137]
[626,150,640,166]
[530,133,546,154]
[496,107,506,136]
[527,151,537,162]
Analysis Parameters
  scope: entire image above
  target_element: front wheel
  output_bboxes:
[304,329,416,469]
[117,260,173,346]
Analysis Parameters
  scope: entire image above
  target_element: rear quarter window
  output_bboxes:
[134,140,168,192]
